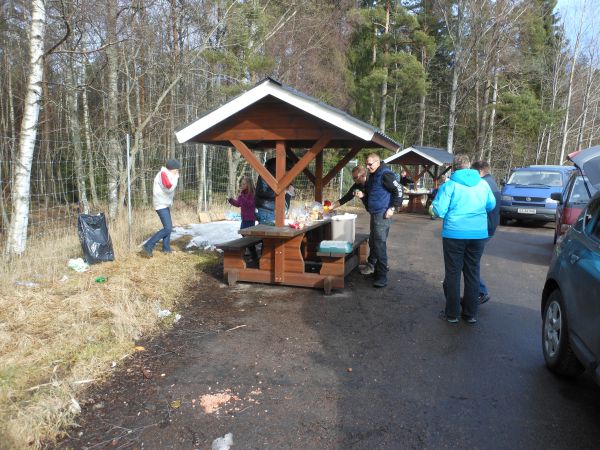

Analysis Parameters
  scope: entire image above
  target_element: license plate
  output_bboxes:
[517,208,536,214]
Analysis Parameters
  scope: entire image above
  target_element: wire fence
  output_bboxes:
[0,135,372,260]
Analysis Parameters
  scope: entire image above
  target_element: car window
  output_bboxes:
[508,170,563,186]
[584,197,600,238]
[568,176,596,205]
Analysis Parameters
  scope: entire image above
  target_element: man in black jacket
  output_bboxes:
[331,165,368,211]
[331,165,378,272]
[356,154,403,287]
[471,160,501,304]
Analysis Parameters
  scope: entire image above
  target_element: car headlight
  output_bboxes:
[501,195,512,201]
[546,197,558,204]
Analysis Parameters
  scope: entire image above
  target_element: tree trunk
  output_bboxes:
[7,52,17,142]
[544,39,566,164]
[559,27,581,164]
[106,0,121,219]
[417,45,428,147]
[576,63,593,151]
[82,81,98,208]
[478,78,490,160]
[587,102,599,147]
[378,0,391,133]
[0,158,8,229]
[7,0,46,256]
[447,66,459,154]
[485,53,499,162]
[67,57,90,213]
[227,148,242,197]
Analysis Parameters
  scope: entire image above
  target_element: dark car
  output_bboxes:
[541,146,600,385]
[552,172,598,244]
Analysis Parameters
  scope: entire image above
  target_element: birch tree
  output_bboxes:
[106,0,121,219]
[7,0,46,256]
[558,8,584,164]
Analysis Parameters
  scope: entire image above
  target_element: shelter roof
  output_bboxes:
[383,145,453,167]
[175,77,401,152]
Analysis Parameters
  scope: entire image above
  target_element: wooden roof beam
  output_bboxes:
[285,147,316,185]
[323,146,363,186]
[278,133,332,191]
[230,139,279,193]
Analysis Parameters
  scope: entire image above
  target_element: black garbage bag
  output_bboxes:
[77,213,115,264]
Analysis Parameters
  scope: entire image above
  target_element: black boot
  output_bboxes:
[373,272,387,288]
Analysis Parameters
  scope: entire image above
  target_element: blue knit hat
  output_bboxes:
[166,159,181,170]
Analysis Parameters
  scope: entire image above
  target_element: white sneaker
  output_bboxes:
[360,262,375,275]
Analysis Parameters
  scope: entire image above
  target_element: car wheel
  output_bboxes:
[542,290,584,377]
[500,216,509,226]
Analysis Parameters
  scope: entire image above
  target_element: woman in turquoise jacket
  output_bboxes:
[432,154,496,324]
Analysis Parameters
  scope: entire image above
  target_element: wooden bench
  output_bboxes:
[216,237,262,285]
[317,233,369,294]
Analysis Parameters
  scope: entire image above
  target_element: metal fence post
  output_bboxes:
[126,134,132,249]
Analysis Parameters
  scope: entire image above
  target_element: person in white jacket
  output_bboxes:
[142,159,181,257]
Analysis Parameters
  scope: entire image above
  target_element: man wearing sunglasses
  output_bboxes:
[331,165,378,273]
[355,154,403,287]
[330,165,368,211]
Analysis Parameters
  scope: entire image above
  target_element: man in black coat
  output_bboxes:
[331,165,368,211]
[471,160,501,304]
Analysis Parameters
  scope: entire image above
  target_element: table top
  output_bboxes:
[239,218,330,238]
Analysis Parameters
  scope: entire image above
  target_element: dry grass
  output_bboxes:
[0,197,357,448]
[0,204,221,449]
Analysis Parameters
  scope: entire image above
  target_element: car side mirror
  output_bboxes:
[551,192,563,204]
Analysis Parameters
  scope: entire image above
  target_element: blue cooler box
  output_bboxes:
[318,240,352,254]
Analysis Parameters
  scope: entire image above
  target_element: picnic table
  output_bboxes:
[217,219,369,294]
[175,77,402,292]
[403,191,431,213]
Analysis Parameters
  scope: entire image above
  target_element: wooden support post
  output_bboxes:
[275,140,286,227]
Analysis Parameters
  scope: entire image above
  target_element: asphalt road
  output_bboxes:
[59,213,600,450]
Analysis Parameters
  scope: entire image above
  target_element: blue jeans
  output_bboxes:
[442,237,486,319]
[145,208,173,252]
[241,220,256,229]
[369,213,392,275]
[256,208,275,225]
[479,238,490,296]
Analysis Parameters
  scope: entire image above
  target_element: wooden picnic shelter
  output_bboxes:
[383,145,453,187]
[175,77,402,292]
[383,146,453,213]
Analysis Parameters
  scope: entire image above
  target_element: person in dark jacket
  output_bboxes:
[331,165,378,271]
[255,157,292,225]
[399,169,414,189]
[331,165,368,211]
[471,160,501,304]
[355,154,403,288]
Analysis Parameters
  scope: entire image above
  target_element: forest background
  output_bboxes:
[1,0,600,258]
[1,1,600,447]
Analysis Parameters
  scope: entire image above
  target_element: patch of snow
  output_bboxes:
[170,220,242,249]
